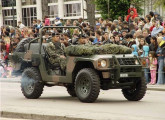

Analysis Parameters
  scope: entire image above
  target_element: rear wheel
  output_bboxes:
[122,77,147,101]
[21,67,44,99]
[75,68,100,103]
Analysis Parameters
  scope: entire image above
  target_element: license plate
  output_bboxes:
[120,74,128,77]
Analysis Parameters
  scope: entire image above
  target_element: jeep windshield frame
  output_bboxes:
[39,26,83,54]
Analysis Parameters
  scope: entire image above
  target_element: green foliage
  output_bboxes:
[153,0,165,10]
[95,0,144,20]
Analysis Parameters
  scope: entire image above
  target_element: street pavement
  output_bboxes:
[0,78,165,120]
[0,77,165,91]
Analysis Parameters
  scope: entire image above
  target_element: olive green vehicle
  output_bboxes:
[9,26,147,103]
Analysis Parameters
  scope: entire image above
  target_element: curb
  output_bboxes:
[147,88,165,91]
[1,111,91,120]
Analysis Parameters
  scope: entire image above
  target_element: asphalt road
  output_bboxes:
[0,82,165,120]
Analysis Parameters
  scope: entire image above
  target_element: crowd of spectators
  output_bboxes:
[0,5,165,85]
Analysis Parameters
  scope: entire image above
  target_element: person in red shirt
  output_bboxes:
[128,4,138,17]
[44,16,50,26]
[126,11,137,23]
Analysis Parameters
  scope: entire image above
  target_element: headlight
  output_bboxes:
[135,60,139,65]
[100,60,107,67]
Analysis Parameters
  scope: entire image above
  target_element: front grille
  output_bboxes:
[117,58,136,65]
[121,68,136,72]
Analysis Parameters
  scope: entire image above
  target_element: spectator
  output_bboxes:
[102,32,111,44]
[32,19,37,29]
[125,33,135,48]
[156,37,165,84]
[78,17,83,26]
[150,20,156,32]
[151,20,164,37]
[126,11,136,24]
[154,12,162,23]
[149,36,158,52]
[18,21,25,30]
[143,17,152,30]
[138,35,146,56]
[37,19,42,29]
[143,28,151,45]
[128,4,138,17]
[44,16,50,26]
[55,17,62,26]
[114,34,121,45]
[63,33,72,46]
[149,11,155,23]
[93,30,102,44]
[148,51,158,85]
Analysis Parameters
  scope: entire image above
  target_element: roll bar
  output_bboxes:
[39,26,83,54]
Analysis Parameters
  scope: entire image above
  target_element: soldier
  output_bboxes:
[46,33,66,71]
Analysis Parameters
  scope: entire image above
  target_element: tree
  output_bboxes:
[84,0,95,26]
[42,0,49,20]
[152,0,165,9]
[95,0,144,20]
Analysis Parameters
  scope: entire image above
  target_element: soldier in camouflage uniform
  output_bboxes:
[46,33,66,71]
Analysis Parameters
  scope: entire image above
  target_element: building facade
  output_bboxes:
[0,0,94,27]
[0,0,164,27]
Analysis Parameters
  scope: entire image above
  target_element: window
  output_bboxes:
[48,0,58,3]
[4,20,17,26]
[22,7,37,27]
[48,5,58,24]
[2,0,16,7]
[64,3,81,17]
[2,9,16,17]
[48,5,58,18]
[2,9,17,26]
[22,0,36,6]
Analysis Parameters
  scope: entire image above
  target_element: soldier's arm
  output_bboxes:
[46,44,60,58]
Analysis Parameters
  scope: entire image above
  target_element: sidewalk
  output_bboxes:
[0,77,165,91]
[0,117,30,120]
[147,84,165,91]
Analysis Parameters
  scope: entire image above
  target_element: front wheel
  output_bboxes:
[21,67,44,99]
[122,77,147,101]
[66,85,77,97]
[75,68,100,103]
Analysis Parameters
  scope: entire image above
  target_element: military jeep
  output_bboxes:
[9,26,147,103]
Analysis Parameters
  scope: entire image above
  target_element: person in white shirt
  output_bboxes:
[18,21,25,30]
[143,17,152,30]
[55,17,62,26]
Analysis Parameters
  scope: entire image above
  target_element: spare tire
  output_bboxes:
[15,38,31,52]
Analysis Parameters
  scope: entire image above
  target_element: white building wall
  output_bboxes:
[16,0,22,25]
[58,0,64,18]
[36,0,42,20]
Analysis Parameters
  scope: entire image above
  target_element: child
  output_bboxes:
[148,51,157,85]
[131,44,138,56]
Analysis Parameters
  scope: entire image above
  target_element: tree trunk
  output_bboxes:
[42,0,49,20]
[85,0,95,27]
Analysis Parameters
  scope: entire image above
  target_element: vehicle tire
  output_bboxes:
[15,38,31,52]
[21,67,44,99]
[75,68,100,103]
[66,85,77,97]
[122,77,147,101]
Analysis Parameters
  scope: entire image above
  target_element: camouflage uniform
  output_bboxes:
[46,42,66,71]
